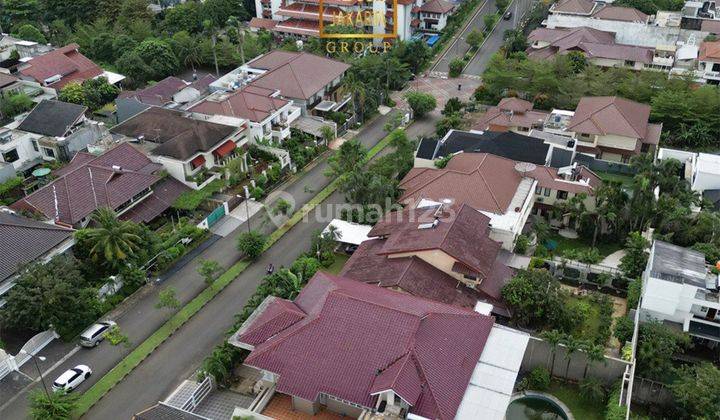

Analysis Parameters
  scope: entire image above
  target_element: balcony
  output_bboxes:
[652,56,674,67]
[688,316,720,342]
[271,124,290,141]
[703,70,720,80]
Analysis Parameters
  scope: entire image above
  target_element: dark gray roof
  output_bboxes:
[17,100,87,137]
[0,211,73,281]
[650,240,708,288]
[134,403,208,420]
[549,148,574,168]
[703,189,720,211]
[427,130,551,165]
[111,107,237,161]
[416,138,439,160]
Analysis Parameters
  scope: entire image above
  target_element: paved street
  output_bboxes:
[0,110,414,420]
[463,0,534,75]
[432,0,496,74]
[81,116,437,420]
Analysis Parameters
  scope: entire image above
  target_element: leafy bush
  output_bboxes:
[527,366,551,390]
[605,382,626,420]
[237,230,267,260]
[626,279,641,309]
[514,234,530,254]
[405,92,437,118]
[255,174,267,186]
[172,179,224,211]
[250,186,264,200]
[448,58,465,77]
[0,176,23,205]
[580,377,607,402]
[614,316,634,345]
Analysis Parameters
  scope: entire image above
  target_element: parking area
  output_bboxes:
[393,76,481,111]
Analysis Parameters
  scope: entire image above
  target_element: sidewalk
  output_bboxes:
[0,110,401,420]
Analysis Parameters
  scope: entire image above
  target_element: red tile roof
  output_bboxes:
[189,85,289,123]
[591,5,648,22]
[273,18,321,37]
[250,17,279,30]
[568,96,655,140]
[551,0,596,14]
[118,76,188,106]
[420,0,454,14]
[0,73,18,88]
[119,177,189,223]
[236,273,494,420]
[20,43,103,89]
[474,98,549,131]
[12,143,165,225]
[247,51,350,100]
[700,40,720,61]
[400,153,525,214]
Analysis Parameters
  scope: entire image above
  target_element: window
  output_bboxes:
[543,188,551,197]
[556,190,568,200]
[31,140,39,152]
[2,149,19,163]
[535,185,542,194]
[463,274,477,281]
[641,143,650,153]
[42,147,55,158]
[625,60,635,67]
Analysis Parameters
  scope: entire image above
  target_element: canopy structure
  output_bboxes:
[322,219,372,245]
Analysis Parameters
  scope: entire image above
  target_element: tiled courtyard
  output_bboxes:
[261,394,348,420]
[392,76,481,110]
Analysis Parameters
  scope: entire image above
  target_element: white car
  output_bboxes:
[79,320,117,347]
[52,365,92,392]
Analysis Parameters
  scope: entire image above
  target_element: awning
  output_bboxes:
[322,219,373,245]
[190,154,206,168]
[213,140,237,158]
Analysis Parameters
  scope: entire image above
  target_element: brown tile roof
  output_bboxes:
[529,165,596,194]
[474,98,549,130]
[552,0,596,14]
[119,177,189,223]
[236,272,495,420]
[111,107,238,161]
[497,97,533,112]
[592,5,648,22]
[420,0,454,14]
[568,96,653,140]
[247,51,350,100]
[528,26,615,50]
[400,153,525,214]
[11,143,164,225]
[700,40,720,61]
[189,85,289,123]
[0,212,73,281]
[20,43,103,89]
[0,73,18,88]
[249,17,279,30]
[276,2,341,21]
[701,19,720,34]
[118,77,188,106]
[273,19,320,37]
[580,42,654,64]
[527,27,653,63]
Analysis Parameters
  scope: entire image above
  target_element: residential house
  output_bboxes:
[527,26,657,71]
[418,0,454,32]
[341,204,515,317]
[699,39,720,84]
[548,0,599,16]
[472,98,549,133]
[657,148,720,209]
[0,34,53,61]
[591,6,650,23]
[111,107,249,190]
[640,240,720,343]
[398,153,598,249]
[11,142,189,227]
[0,209,74,305]
[228,272,529,420]
[17,43,124,90]
[0,100,109,173]
[188,85,301,145]
[568,96,662,162]
[0,73,56,107]
[115,75,217,123]
[251,0,416,40]
[414,129,576,169]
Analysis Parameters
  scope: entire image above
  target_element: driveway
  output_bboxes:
[79,117,436,420]
[0,111,402,420]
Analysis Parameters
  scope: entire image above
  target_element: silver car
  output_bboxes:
[79,320,116,347]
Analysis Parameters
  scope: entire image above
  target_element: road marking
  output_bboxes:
[0,345,81,413]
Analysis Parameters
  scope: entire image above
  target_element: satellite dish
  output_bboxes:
[441,198,453,204]
[514,162,537,175]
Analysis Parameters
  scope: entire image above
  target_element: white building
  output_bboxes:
[640,240,720,343]
[657,148,720,208]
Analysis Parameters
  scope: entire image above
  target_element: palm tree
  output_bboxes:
[540,330,564,377]
[343,72,367,123]
[563,335,581,379]
[85,208,143,269]
[582,342,606,379]
[533,218,551,248]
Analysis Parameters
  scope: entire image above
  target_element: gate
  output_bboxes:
[205,204,227,228]
[14,330,59,368]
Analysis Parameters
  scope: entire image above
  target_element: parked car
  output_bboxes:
[52,365,92,392]
[79,320,117,347]
[503,11,512,20]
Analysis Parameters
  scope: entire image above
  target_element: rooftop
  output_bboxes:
[420,0,455,14]
[649,240,710,288]
[700,40,720,61]
[17,99,87,137]
[473,98,549,131]
[20,43,104,89]
[591,5,648,22]
[230,272,495,420]
[568,96,659,142]
[189,85,289,123]
[551,0,596,15]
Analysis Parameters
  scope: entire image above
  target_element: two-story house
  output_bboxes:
[567,96,662,162]
[418,0,454,32]
[699,39,720,84]
[473,98,550,133]
[640,240,720,344]
[111,107,250,190]
[188,85,301,145]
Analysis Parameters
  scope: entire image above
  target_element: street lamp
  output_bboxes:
[21,351,51,400]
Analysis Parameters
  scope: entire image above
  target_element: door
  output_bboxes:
[707,308,717,320]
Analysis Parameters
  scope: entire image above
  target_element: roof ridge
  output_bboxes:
[0,215,73,231]
[610,97,644,138]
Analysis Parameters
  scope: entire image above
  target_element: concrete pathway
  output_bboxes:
[601,250,626,269]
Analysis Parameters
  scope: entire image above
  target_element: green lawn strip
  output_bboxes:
[325,253,350,275]
[73,125,401,417]
[565,295,602,341]
[547,380,606,420]
[548,232,623,259]
[593,170,635,186]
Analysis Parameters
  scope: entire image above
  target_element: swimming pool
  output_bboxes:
[505,393,571,420]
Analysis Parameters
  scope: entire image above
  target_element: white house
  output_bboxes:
[657,148,720,209]
[640,240,720,343]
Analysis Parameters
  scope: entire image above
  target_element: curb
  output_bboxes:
[431,0,490,72]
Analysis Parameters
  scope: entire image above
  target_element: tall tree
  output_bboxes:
[29,389,79,420]
[83,208,144,270]
[670,363,720,418]
[325,139,367,180]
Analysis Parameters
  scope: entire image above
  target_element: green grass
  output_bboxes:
[593,170,635,186]
[547,380,606,420]
[565,295,602,341]
[73,123,402,418]
[325,253,350,275]
[546,232,623,259]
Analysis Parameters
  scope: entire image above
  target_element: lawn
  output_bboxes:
[546,232,623,259]
[325,253,350,275]
[565,295,603,341]
[592,170,635,186]
[547,380,606,420]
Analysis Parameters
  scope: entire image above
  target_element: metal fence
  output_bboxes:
[180,375,215,412]
[0,329,58,381]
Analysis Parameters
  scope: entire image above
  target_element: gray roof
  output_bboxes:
[17,100,87,137]
[133,403,209,420]
[0,212,73,281]
[650,240,708,288]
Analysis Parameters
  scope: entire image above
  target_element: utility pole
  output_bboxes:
[23,352,51,401]
[211,35,220,77]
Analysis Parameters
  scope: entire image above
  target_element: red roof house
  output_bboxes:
[229,272,496,420]
[19,44,106,89]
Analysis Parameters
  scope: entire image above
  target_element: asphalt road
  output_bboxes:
[81,114,438,420]
[463,0,534,75]
[432,0,497,74]
[0,110,420,420]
